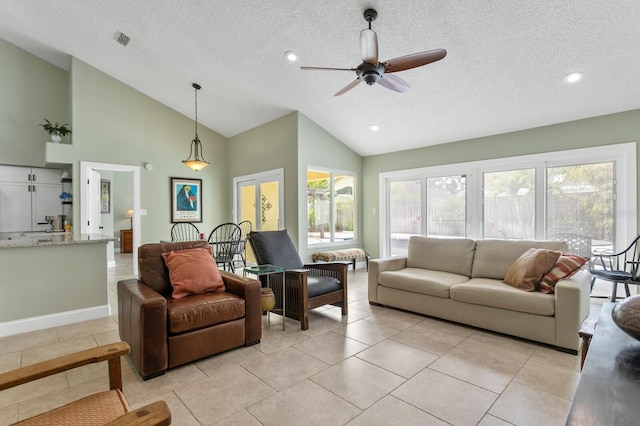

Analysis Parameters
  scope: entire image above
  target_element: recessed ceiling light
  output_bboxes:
[284,51,297,62]
[370,125,380,131]
[563,72,584,84]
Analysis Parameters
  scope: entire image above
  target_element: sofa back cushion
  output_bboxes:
[471,239,568,280]
[407,236,476,277]
[139,241,210,296]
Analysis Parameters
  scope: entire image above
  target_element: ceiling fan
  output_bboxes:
[301,8,447,96]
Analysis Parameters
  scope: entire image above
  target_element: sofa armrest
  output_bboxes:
[117,279,168,379]
[368,257,408,303]
[221,271,262,345]
[554,269,591,352]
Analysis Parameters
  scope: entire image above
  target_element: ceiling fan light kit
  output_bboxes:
[182,82,210,172]
[301,8,447,96]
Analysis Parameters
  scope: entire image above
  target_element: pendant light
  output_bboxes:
[182,83,210,172]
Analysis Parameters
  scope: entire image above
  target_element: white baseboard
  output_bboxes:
[0,305,111,338]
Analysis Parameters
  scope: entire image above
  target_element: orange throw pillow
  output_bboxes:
[503,248,561,291]
[161,246,224,299]
[539,254,588,294]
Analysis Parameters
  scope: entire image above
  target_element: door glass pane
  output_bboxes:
[333,173,355,242]
[484,169,535,239]
[389,179,422,256]
[259,181,279,231]
[427,175,466,237]
[547,162,614,255]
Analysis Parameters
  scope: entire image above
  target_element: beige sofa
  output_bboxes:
[368,236,591,353]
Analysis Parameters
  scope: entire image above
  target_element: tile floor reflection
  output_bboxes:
[0,253,605,425]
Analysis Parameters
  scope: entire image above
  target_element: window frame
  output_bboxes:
[379,143,636,257]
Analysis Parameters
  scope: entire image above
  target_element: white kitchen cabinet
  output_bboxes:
[0,166,62,232]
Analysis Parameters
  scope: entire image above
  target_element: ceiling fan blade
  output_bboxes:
[360,29,378,65]
[301,66,356,71]
[377,73,410,93]
[383,49,447,73]
[334,79,362,96]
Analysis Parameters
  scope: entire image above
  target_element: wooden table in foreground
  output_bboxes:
[566,302,640,425]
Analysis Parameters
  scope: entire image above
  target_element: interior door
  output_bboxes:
[87,169,102,234]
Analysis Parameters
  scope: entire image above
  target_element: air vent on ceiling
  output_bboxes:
[114,31,131,46]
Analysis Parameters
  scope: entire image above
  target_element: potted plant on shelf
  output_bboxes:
[39,119,71,143]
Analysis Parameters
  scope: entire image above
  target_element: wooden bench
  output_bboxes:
[312,248,370,271]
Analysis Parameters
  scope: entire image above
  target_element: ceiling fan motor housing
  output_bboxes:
[357,63,385,85]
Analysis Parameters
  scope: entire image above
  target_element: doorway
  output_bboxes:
[80,161,141,275]
[233,169,284,263]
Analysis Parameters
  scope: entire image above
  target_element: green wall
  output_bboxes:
[228,112,299,243]
[0,38,68,167]
[297,113,363,261]
[362,109,640,258]
[68,58,230,243]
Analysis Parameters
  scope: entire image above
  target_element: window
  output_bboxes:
[379,143,636,257]
[483,169,535,239]
[308,169,356,246]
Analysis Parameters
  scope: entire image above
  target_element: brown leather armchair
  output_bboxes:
[118,241,261,380]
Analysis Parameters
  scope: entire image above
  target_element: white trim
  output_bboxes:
[80,161,141,275]
[0,305,111,338]
[379,142,637,256]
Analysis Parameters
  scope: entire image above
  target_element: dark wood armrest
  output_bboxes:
[106,400,171,426]
[0,342,130,392]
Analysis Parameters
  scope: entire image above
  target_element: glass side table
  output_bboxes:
[243,264,286,330]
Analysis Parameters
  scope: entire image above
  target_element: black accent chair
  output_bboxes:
[170,222,200,242]
[590,234,640,301]
[247,230,348,330]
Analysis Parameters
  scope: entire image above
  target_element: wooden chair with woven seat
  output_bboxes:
[0,341,171,425]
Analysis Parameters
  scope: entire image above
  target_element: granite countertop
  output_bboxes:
[0,233,116,248]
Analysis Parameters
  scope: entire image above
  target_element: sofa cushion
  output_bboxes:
[471,239,568,280]
[503,248,561,291]
[379,268,470,299]
[138,241,211,296]
[166,291,245,334]
[162,246,225,299]
[406,236,476,277]
[451,278,555,316]
[539,254,589,294]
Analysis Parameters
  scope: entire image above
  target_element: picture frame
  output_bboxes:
[100,179,111,214]
[171,177,202,222]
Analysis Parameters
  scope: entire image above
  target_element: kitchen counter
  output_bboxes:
[0,233,115,337]
[0,232,115,248]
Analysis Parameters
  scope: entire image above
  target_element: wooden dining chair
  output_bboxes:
[208,223,241,272]
[170,222,200,242]
[233,220,252,269]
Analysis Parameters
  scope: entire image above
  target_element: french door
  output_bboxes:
[233,169,284,262]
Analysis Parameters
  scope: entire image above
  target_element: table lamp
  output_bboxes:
[125,209,134,229]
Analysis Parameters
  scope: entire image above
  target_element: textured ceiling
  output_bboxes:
[1,1,640,156]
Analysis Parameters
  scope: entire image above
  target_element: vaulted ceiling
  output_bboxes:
[2,1,639,156]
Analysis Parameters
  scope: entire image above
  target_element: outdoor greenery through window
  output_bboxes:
[381,144,634,258]
[308,169,356,246]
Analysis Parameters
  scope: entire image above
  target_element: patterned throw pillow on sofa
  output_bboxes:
[539,253,588,294]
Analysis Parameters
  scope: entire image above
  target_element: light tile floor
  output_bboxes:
[0,253,608,425]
